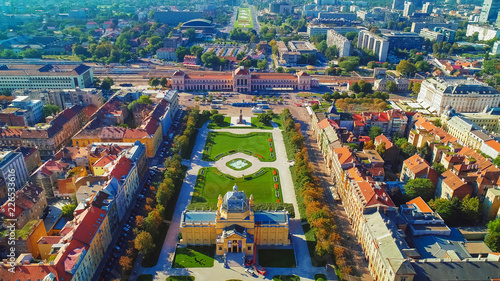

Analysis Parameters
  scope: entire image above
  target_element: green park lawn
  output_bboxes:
[172,246,215,268]
[203,132,275,162]
[192,167,281,203]
[258,249,296,267]
[235,7,254,29]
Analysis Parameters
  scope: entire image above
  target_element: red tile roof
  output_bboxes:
[72,206,107,245]
[109,156,133,181]
[93,155,117,167]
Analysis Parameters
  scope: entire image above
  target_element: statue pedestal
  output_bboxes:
[230,116,251,127]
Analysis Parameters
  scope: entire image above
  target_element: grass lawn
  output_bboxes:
[137,274,153,281]
[166,277,195,281]
[258,249,296,267]
[193,167,281,203]
[173,246,215,268]
[235,7,254,29]
[273,275,300,281]
[203,132,275,162]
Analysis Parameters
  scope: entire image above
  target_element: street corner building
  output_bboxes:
[180,185,290,256]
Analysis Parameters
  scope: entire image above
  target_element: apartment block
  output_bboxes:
[326,29,351,57]
[357,30,389,62]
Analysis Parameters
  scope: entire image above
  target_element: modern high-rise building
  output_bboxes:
[392,0,404,10]
[422,2,433,14]
[357,30,389,62]
[479,0,500,23]
[326,29,351,57]
[403,1,415,17]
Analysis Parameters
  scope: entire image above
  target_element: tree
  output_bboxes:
[460,195,481,225]
[43,105,61,118]
[376,143,386,157]
[432,163,446,174]
[494,156,500,167]
[119,256,133,272]
[364,140,375,149]
[257,59,268,70]
[396,60,417,77]
[349,82,361,93]
[433,119,442,127]
[184,28,196,41]
[401,142,417,157]
[428,198,460,225]
[368,126,383,140]
[339,57,359,71]
[62,204,77,219]
[149,77,160,87]
[144,209,162,237]
[386,80,397,93]
[258,111,273,125]
[175,47,190,62]
[101,77,114,90]
[485,232,500,252]
[21,48,42,58]
[488,219,500,233]
[160,77,168,87]
[311,103,319,110]
[412,82,421,95]
[210,114,225,125]
[135,231,155,256]
[190,45,204,58]
[404,178,435,201]
[276,66,284,73]
[201,52,221,69]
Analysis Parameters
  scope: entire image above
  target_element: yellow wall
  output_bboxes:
[26,220,48,259]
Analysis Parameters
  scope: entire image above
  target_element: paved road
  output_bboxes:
[131,121,336,280]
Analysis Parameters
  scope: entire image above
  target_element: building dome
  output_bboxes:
[221,184,249,213]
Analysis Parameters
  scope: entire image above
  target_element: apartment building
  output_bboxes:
[13,88,104,110]
[0,184,46,228]
[400,154,438,186]
[326,29,351,57]
[0,150,29,190]
[357,30,389,62]
[417,77,500,115]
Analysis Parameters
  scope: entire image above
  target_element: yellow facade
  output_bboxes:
[19,220,47,259]
[180,186,290,256]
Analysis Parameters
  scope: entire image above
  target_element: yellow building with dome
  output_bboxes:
[180,185,290,256]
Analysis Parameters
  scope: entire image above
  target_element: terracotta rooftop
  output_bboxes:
[403,154,430,176]
[441,170,467,190]
[72,206,107,245]
[93,155,117,167]
[406,196,433,213]
[334,147,356,165]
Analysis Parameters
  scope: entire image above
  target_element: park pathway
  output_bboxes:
[132,121,335,281]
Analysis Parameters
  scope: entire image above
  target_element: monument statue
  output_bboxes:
[238,109,244,124]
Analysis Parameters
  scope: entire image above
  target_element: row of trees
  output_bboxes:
[126,108,201,270]
[485,219,500,252]
[281,109,352,276]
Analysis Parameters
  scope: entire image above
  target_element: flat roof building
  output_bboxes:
[0,64,93,91]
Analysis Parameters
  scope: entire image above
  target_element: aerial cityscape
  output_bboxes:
[1,0,500,280]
